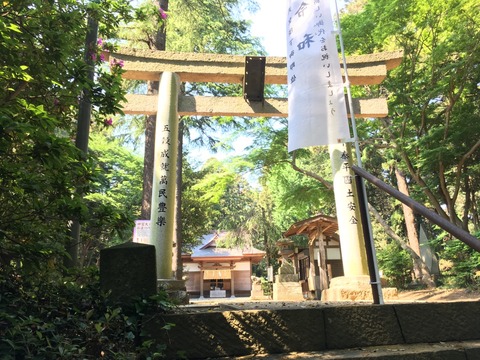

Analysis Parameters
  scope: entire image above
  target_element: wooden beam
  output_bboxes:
[122,94,389,118]
[107,49,403,86]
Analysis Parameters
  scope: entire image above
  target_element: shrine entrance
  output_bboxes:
[111,48,403,295]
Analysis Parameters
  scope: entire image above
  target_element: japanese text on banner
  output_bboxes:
[286,0,352,151]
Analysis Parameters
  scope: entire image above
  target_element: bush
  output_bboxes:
[0,266,172,359]
[433,234,480,289]
[377,241,413,289]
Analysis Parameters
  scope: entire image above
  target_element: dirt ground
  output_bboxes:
[178,288,480,313]
[394,288,480,302]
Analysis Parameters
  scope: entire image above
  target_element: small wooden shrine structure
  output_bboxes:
[283,214,341,298]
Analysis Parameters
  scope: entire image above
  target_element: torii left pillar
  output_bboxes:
[148,72,187,302]
[149,71,179,280]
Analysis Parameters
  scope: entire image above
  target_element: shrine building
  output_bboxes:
[182,232,265,298]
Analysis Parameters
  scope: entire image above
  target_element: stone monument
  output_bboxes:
[273,260,304,301]
[250,276,271,300]
[100,242,157,304]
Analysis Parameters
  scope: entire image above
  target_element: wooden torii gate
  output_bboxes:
[109,48,403,292]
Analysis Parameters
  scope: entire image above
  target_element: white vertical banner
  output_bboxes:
[286,0,351,152]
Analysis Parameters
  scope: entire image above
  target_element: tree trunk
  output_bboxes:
[173,120,184,280]
[369,203,436,288]
[394,165,435,286]
[140,111,156,220]
[395,168,419,258]
[66,17,98,268]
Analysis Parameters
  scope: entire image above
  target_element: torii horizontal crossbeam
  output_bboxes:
[123,94,388,118]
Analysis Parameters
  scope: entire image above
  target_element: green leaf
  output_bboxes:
[86,309,94,320]
[95,322,103,334]
[7,23,22,33]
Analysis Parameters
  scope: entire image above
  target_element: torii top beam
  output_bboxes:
[109,48,402,85]
[107,49,403,118]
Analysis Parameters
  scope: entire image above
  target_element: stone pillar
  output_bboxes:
[149,72,179,280]
[323,143,392,302]
[317,231,329,291]
[308,237,319,299]
[273,260,304,301]
[328,142,368,276]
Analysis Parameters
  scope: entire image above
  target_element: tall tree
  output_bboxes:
[0,0,131,270]
[340,0,480,284]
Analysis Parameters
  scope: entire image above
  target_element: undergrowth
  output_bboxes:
[0,266,172,359]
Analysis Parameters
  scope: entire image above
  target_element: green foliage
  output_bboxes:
[342,0,480,228]
[167,0,262,54]
[260,277,273,297]
[191,158,256,234]
[339,0,480,285]
[65,133,146,266]
[0,267,172,359]
[117,0,167,49]
[242,116,336,232]
[180,157,215,251]
[377,240,413,288]
[0,0,133,269]
[431,233,480,289]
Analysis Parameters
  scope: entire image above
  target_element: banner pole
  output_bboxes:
[333,0,384,304]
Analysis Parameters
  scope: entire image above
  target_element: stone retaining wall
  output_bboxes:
[143,301,480,359]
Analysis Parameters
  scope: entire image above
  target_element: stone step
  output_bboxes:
[225,340,480,359]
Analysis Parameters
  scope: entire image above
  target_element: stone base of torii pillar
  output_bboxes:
[322,275,398,302]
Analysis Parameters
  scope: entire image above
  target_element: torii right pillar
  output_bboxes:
[323,143,398,302]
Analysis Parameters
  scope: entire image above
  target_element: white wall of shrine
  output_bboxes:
[183,260,253,293]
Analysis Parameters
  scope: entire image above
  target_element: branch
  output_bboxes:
[438,161,453,218]
[6,81,28,102]
[380,117,448,219]
[452,138,480,203]
[290,151,333,191]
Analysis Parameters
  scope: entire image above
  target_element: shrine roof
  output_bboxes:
[187,232,265,260]
[283,214,339,238]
